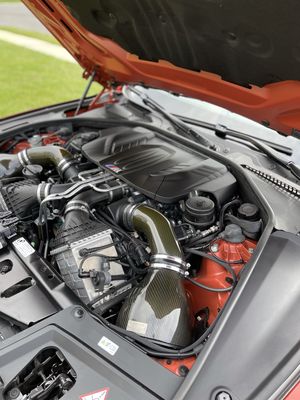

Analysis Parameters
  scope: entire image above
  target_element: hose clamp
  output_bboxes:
[65,200,90,214]
[122,203,139,230]
[150,254,189,276]
[18,149,30,166]
[37,183,52,203]
[36,183,42,204]
[44,182,52,199]
[151,262,188,276]
[58,159,76,174]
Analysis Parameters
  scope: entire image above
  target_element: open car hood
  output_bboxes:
[23,0,300,135]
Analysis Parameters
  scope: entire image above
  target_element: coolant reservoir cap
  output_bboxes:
[223,224,245,243]
[237,203,260,221]
[184,196,215,228]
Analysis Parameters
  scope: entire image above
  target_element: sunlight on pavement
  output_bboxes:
[0,29,75,62]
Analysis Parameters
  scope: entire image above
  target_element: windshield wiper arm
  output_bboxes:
[171,110,300,180]
[127,86,216,149]
[178,115,292,156]
[176,113,300,180]
[126,86,300,180]
[214,124,300,180]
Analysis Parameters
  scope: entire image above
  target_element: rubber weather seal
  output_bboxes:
[243,164,300,199]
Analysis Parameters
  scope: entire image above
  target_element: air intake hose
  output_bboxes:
[116,204,192,347]
[54,181,126,246]
[0,146,78,181]
[0,178,124,221]
[0,181,73,220]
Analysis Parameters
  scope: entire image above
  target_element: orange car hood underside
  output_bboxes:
[23,0,300,136]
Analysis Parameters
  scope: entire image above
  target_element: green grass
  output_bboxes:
[0,26,58,44]
[0,40,100,118]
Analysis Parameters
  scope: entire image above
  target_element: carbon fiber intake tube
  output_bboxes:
[0,146,77,181]
[18,146,78,181]
[116,204,192,347]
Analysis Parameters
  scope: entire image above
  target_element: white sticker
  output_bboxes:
[98,336,119,356]
[13,238,35,257]
[127,320,148,335]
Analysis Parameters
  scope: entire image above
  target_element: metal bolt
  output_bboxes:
[178,365,189,377]
[8,388,22,400]
[0,265,10,274]
[211,243,219,253]
[73,307,85,319]
[216,392,232,400]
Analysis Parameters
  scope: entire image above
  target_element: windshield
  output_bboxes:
[124,85,300,161]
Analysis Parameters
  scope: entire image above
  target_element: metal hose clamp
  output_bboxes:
[37,182,52,203]
[57,158,76,174]
[18,149,30,166]
[64,200,90,214]
[122,203,139,230]
[150,254,189,276]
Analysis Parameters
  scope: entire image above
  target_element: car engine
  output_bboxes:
[0,123,263,385]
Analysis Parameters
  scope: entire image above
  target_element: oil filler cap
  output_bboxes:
[183,196,215,228]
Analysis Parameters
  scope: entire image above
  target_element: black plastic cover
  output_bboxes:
[62,0,300,87]
[0,237,76,327]
[0,306,181,400]
[84,138,236,204]
[82,126,155,159]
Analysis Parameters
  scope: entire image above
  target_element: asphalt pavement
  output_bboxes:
[0,3,74,62]
[0,2,48,33]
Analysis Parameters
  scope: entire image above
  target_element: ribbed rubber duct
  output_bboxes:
[116,204,192,347]
[0,178,124,220]
[0,181,73,220]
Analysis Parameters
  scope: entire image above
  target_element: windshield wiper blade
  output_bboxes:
[215,124,300,181]
[177,112,300,180]
[126,86,300,180]
[127,86,216,149]
[178,115,292,156]
[171,110,300,180]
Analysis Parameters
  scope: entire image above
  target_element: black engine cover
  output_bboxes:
[96,143,236,204]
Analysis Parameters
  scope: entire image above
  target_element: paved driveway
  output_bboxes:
[0,2,48,33]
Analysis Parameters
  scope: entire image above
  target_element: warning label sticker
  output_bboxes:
[80,388,109,400]
[127,320,148,335]
[13,237,35,258]
[98,336,119,356]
